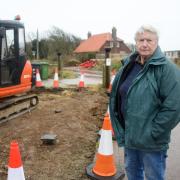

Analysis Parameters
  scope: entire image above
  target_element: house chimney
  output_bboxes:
[112,27,117,40]
[87,31,92,39]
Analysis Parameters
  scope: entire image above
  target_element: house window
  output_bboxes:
[110,41,113,48]
[175,51,178,58]
[172,51,177,58]
[116,42,120,48]
[168,52,171,57]
[178,51,180,57]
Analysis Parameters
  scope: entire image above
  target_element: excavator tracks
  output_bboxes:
[0,94,38,124]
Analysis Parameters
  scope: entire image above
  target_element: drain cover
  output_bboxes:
[41,134,57,145]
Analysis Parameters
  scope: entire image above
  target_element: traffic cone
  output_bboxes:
[105,106,116,140]
[35,69,44,88]
[105,105,110,117]
[53,67,59,89]
[78,72,85,88]
[93,116,116,176]
[7,141,25,180]
[99,109,116,139]
[107,71,116,94]
[86,116,124,179]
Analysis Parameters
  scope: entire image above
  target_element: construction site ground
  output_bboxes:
[0,85,180,179]
[0,88,109,180]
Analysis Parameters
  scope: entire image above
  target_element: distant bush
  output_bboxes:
[76,53,96,62]
[61,70,77,79]
[111,63,122,71]
[110,57,123,72]
[65,59,80,66]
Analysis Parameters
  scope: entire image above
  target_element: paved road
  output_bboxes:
[43,68,102,88]
[63,66,102,76]
[166,124,180,180]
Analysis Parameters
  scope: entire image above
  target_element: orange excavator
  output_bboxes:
[0,16,38,123]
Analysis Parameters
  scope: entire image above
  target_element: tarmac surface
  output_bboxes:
[43,67,102,88]
[166,125,180,179]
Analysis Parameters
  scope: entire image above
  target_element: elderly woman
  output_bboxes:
[109,25,180,180]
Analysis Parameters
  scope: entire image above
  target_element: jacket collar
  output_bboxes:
[129,46,167,66]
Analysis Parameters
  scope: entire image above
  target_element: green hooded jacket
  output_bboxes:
[109,46,180,151]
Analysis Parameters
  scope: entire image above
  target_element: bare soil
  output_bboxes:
[0,88,108,180]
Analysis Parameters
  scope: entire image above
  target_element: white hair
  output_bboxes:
[134,25,159,41]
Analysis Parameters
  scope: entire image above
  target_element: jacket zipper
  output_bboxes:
[123,63,149,120]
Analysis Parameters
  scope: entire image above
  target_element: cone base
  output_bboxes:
[79,81,84,88]
[53,82,59,88]
[86,163,125,180]
[35,86,45,90]
[36,84,44,88]
[52,87,62,91]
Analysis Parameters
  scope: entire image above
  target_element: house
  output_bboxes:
[164,50,180,59]
[74,27,131,59]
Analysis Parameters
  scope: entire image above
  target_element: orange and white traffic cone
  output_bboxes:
[93,116,116,176]
[105,106,116,140]
[99,107,116,140]
[53,68,59,89]
[78,72,85,89]
[35,69,44,88]
[7,141,25,180]
[86,116,123,179]
[107,71,116,94]
[105,105,110,117]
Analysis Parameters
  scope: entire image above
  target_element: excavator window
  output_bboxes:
[6,29,15,57]
[0,27,17,86]
[19,28,25,55]
[1,35,6,60]
[0,20,27,87]
[0,19,27,89]
[1,28,15,59]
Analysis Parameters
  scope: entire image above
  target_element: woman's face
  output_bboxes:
[136,31,158,59]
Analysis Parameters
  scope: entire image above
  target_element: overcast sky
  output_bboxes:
[1,0,180,51]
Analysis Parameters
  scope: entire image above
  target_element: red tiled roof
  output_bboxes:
[74,33,122,53]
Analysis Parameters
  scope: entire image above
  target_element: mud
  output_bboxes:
[0,89,108,180]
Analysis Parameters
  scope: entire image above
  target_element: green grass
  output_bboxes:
[60,70,77,79]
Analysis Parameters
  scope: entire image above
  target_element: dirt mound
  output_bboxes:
[0,89,108,180]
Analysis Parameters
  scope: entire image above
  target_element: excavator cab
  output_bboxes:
[0,18,33,98]
[0,17,38,123]
[0,20,26,86]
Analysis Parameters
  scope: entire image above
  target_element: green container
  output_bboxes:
[40,62,49,80]
[31,61,49,80]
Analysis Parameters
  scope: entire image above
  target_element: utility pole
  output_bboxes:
[57,52,62,76]
[103,47,111,88]
[36,29,39,59]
